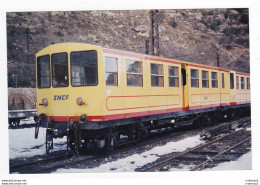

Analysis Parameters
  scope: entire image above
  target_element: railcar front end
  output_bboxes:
[35,43,104,154]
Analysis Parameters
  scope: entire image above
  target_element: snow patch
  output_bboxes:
[54,135,204,173]
[9,127,67,159]
[205,152,252,170]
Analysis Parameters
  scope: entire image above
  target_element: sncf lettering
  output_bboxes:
[53,95,69,101]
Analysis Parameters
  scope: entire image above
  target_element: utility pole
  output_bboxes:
[26,28,30,63]
[145,39,149,55]
[216,48,220,67]
[211,44,220,67]
[149,10,160,56]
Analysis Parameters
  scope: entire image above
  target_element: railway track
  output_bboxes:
[10,117,251,173]
[9,126,202,174]
[140,124,251,172]
[10,152,73,173]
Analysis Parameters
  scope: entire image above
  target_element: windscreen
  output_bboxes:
[70,50,98,86]
[51,52,68,87]
[37,55,50,88]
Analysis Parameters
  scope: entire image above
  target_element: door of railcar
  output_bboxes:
[219,70,230,106]
[229,71,236,104]
[181,64,189,109]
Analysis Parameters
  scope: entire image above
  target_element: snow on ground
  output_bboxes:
[9,127,67,159]
[168,152,252,171]
[169,164,196,171]
[205,152,252,170]
[9,123,252,171]
[54,135,204,173]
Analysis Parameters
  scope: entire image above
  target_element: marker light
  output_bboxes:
[41,98,48,106]
[76,97,85,105]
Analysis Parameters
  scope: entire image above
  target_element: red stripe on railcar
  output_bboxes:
[45,102,250,122]
[236,72,250,76]
[187,63,230,72]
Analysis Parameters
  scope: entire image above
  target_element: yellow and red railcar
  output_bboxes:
[35,43,250,153]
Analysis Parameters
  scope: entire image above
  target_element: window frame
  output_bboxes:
[236,76,240,90]
[51,52,69,88]
[37,54,51,89]
[211,71,218,88]
[126,60,143,87]
[151,63,164,87]
[168,66,179,88]
[247,77,250,90]
[70,50,98,87]
[241,76,245,89]
[202,70,209,88]
[230,73,234,89]
[190,69,199,88]
[105,56,118,86]
[222,73,225,89]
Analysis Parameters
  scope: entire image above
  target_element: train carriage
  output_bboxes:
[35,43,250,154]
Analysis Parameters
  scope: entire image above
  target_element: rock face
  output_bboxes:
[6,9,249,87]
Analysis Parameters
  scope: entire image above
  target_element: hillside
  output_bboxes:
[6,9,249,87]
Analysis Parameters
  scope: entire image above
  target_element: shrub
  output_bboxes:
[169,17,178,28]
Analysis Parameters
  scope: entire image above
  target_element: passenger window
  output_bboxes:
[236,76,240,89]
[37,55,50,88]
[230,73,234,89]
[70,50,98,86]
[191,69,199,88]
[105,57,118,86]
[241,77,245,89]
[151,63,164,87]
[126,60,143,86]
[202,70,209,88]
[52,53,68,87]
[211,72,218,88]
[169,66,179,87]
[222,73,225,88]
[247,77,250,90]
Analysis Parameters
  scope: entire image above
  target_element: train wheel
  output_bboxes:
[106,135,114,152]
[200,115,210,126]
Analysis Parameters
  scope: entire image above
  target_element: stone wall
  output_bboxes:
[8,88,36,110]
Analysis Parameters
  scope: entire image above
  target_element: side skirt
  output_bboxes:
[80,104,250,130]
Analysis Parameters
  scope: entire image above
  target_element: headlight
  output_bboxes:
[76,97,85,105]
[41,98,48,106]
